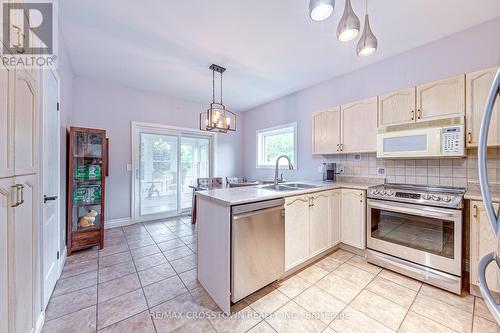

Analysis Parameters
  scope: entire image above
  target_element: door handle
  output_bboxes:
[10,184,24,207]
[467,132,472,144]
[44,195,58,203]
[473,205,478,218]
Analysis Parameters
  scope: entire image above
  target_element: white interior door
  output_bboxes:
[42,69,60,308]
[133,124,212,220]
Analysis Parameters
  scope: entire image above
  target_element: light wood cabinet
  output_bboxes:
[466,67,500,147]
[341,97,378,153]
[329,190,341,247]
[309,192,330,256]
[0,63,14,178]
[416,75,465,122]
[470,201,500,293]
[341,189,366,249]
[378,88,416,127]
[312,107,341,154]
[284,195,310,271]
[285,190,348,271]
[14,71,37,176]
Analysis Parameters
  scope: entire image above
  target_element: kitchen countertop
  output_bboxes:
[465,183,500,203]
[195,177,384,206]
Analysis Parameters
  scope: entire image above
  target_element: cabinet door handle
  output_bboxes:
[410,110,415,121]
[473,205,478,218]
[340,144,344,151]
[11,184,23,207]
[467,132,472,144]
[336,144,339,152]
[417,109,422,120]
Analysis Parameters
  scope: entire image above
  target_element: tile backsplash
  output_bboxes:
[328,148,500,188]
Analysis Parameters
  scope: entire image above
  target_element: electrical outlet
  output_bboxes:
[318,165,324,173]
[377,167,386,176]
[127,164,132,172]
[353,154,361,160]
[337,165,345,174]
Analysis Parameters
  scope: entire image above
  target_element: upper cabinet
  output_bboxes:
[14,71,37,176]
[311,98,378,154]
[416,75,465,122]
[378,88,416,127]
[0,63,14,178]
[341,97,378,153]
[466,67,500,147]
[312,107,341,154]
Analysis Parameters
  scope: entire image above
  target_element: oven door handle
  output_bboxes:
[368,200,459,220]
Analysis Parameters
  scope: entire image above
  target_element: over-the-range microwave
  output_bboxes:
[377,117,465,158]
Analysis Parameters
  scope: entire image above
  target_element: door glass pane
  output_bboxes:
[180,136,210,210]
[139,133,178,216]
[370,209,454,259]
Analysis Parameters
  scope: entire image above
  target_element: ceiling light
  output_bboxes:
[200,64,236,133]
[309,0,335,22]
[357,0,378,56]
[337,0,360,42]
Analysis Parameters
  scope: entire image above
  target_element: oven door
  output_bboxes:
[367,199,462,276]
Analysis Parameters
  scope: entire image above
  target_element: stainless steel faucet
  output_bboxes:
[274,155,294,185]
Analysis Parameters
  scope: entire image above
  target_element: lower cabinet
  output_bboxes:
[470,201,500,293]
[284,195,310,271]
[341,189,366,249]
[309,192,330,257]
[285,189,349,271]
[0,175,36,333]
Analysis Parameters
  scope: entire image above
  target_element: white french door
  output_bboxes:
[132,123,213,221]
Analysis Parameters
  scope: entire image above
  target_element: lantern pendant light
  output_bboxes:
[200,64,236,133]
[337,0,360,42]
[309,0,335,22]
[357,0,378,57]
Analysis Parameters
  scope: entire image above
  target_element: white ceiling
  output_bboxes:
[60,0,500,111]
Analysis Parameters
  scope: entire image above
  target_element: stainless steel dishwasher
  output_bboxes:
[231,198,285,303]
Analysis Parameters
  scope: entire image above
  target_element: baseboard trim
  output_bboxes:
[58,246,67,277]
[35,310,45,333]
[105,217,134,229]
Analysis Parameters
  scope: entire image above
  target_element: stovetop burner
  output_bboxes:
[367,183,465,209]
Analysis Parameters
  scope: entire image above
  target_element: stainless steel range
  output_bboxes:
[366,183,465,294]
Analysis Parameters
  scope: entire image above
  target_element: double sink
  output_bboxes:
[258,183,321,192]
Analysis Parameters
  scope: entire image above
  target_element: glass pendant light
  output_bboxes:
[356,0,378,56]
[337,0,360,42]
[199,64,236,133]
[309,0,335,22]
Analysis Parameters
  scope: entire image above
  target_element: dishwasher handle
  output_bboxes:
[233,206,284,220]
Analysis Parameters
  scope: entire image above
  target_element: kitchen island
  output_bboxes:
[195,179,382,313]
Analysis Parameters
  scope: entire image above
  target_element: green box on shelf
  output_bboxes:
[88,164,101,179]
[74,165,88,180]
[74,187,88,202]
[88,186,101,201]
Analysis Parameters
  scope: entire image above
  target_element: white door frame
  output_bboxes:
[40,68,61,309]
[131,121,216,222]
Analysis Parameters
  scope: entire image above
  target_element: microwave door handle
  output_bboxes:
[478,68,500,237]
[368,201,457,220]
[478,252,500,326]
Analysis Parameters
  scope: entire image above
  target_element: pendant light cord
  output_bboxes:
[212,69,215,103]
[365,0,368,14]
[220,72,223,104]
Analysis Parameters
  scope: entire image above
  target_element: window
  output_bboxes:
[257,123,297,168]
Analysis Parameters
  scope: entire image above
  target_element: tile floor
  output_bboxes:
[42,216,499,333]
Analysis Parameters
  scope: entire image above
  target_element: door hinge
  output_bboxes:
[57,102,60,111]
[57,251,60,260]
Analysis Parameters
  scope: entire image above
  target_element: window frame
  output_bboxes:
[256,122,298,169]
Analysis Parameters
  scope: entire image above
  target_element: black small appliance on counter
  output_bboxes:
[323,163,336,182]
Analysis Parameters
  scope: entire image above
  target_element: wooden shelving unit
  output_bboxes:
[67,127,107,255]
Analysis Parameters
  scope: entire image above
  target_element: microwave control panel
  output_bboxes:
[442,126,463,154]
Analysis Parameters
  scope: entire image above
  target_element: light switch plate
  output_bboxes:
[318,165,324,173]
[126,164,132,172]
